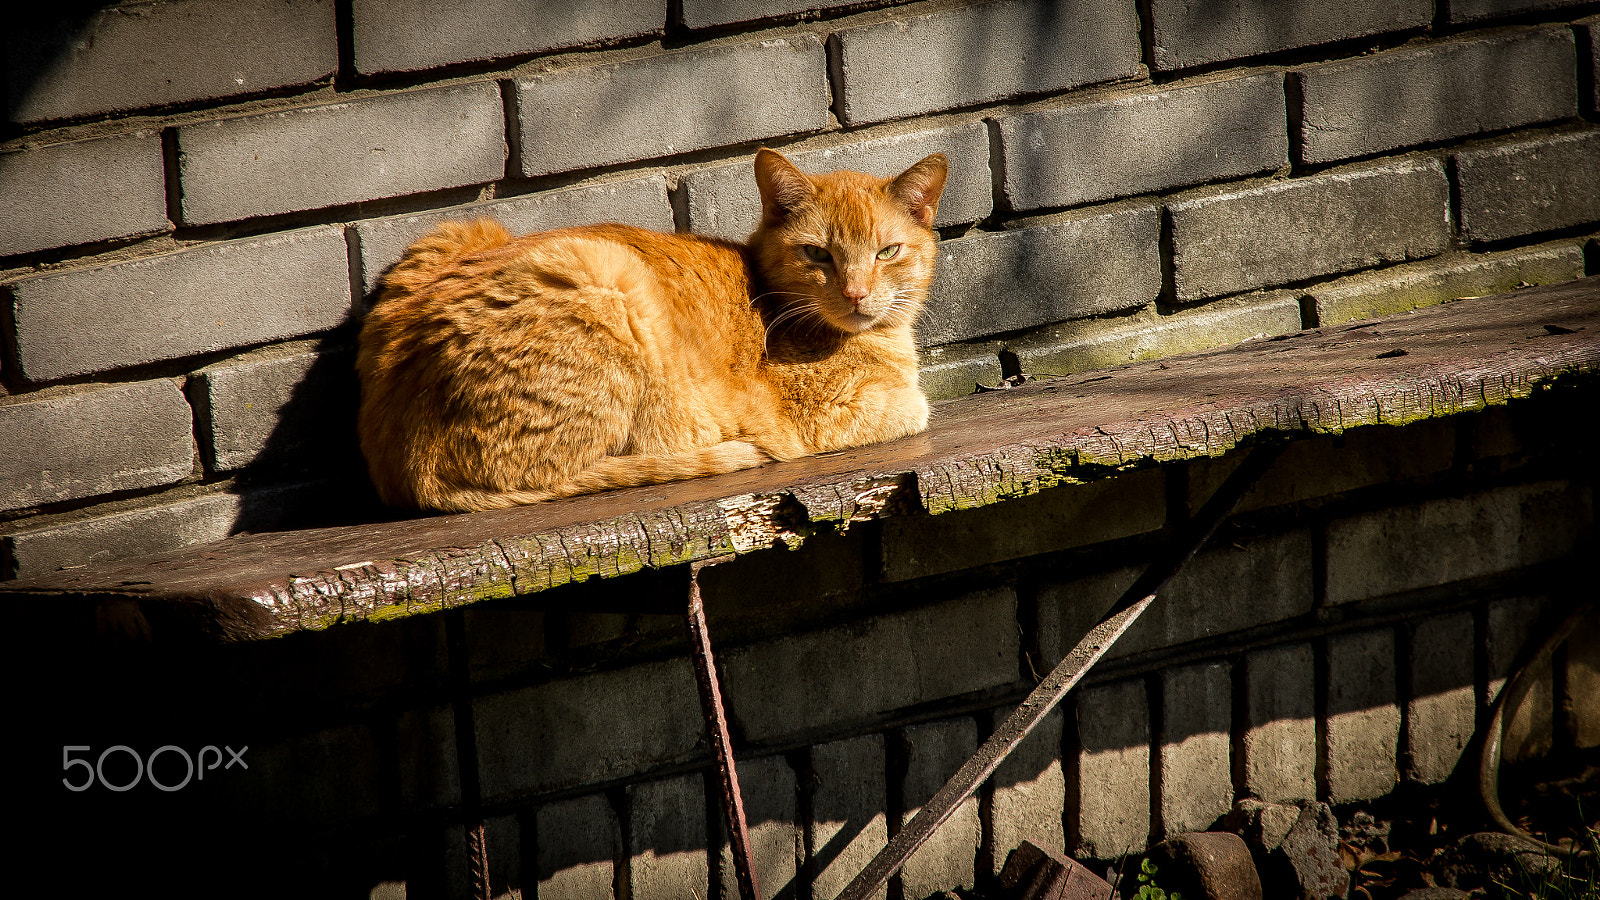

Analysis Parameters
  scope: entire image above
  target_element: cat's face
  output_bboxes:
[751,149,948,336]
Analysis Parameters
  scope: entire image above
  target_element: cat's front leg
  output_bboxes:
[806,383,929,453]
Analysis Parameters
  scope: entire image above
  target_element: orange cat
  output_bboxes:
[355,148,947,512]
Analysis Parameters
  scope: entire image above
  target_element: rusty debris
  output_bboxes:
[999,841,1114,900]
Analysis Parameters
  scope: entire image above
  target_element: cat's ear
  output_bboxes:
[754,148,815,223]
[887,154,948,228]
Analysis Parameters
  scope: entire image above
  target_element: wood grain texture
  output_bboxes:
[7,277,1598,641]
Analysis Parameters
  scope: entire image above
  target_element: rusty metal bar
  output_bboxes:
[834,442,1285,900]
[687,555,763,900]
[468,821,491,900]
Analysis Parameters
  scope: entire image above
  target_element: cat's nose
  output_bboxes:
[842,283,870,305]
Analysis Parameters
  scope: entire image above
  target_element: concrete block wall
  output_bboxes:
[5,0,1600,578]
[44,388,1594,898]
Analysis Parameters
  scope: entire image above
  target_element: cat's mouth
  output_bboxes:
[833,310,880,333]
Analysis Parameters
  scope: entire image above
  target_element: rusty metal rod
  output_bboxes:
[834,442,1285,900]
[468,820,491,900]
[687,555,763,900]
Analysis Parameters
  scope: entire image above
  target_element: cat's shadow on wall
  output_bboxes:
[224,312,401,539]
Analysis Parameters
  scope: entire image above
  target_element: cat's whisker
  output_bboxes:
[764,301,819,331]
[752,290,817,306]
[763,299,831,351]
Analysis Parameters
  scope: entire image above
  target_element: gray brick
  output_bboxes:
[1296,29,1576,165]
[177,83,504,225]
[901,719,980,896]
[701,528,864,614]
[1160,662,1233,835]
[1040,530,1314,665]
[1326,481,1592,604]
[1009,290,1304,377]
[1463,405,1524,464]
[884,468,1165,582]
[1487,596,1555,763]
[918,342,1003,401]
[831,0,1142,125]
[1456,131,1600,244]
[723,588,1018,741]
[921,204,1161,346]
[1152,533,1314,646]
[1309,242,1585,326]
[1447,0,1591,23]
[988,705,1066,876]
[482,816,524,900]
[630,774,709,900]
[474,658,702,800]
[440,828,476,900]
[1327,628,1400,804]
[5,0,337,124]
[351,0,661,74]
[7,491,232,577]
[7,225,352,382]
[0,132,169,256]
[680,0,862,29]
[1243,643,1316,803]
[516,37,829,177]
[536,793,619,900]
[397,706,460,810]
[1038,565,1140,666]
[214,724,384,826]
[1407,612,1477,785]
[1000,73,1287,212]
[1567,613,1600,751]
[1149,0,1431,72]
[1584,19,1600,116]
[1074,679,1150,859]
[3,478,363,577]
[356,175,674,293]
[0,380,193,512]
[811,734,888,900]
[463,605,547,685]
[1168,160,1451,302]
[559,611,640,650]
[193,347,358,473]
[717,756,799,900]
[681,122,992,241]
[222,600,448,709]
[1186,418,1458,514]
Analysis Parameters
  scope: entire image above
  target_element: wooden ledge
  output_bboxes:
[6,277,1599,641]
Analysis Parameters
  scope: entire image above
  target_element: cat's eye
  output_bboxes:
[876,244,902,261]
[801,245,832,263]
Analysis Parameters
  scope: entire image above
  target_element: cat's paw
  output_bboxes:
[712,440,771,471]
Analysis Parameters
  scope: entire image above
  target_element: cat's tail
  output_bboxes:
[553,441,770,498]
[378,218,514,297]
[427,442,770,512]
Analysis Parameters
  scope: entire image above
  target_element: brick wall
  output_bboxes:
[3,0,1599,575]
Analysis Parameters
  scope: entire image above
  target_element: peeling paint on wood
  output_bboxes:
[5,278,1598,641]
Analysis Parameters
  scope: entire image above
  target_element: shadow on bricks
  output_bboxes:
[226,325,389,533]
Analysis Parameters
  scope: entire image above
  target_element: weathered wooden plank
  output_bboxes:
[6,278,1598,640]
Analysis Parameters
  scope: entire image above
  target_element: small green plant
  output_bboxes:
[1488,825,1600,900]
[1134,857,1184,900]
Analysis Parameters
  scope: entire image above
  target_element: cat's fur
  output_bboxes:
[355,148,947,512]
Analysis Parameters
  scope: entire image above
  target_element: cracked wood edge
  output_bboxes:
[913,347,1597,516]
[237,498,741,636]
